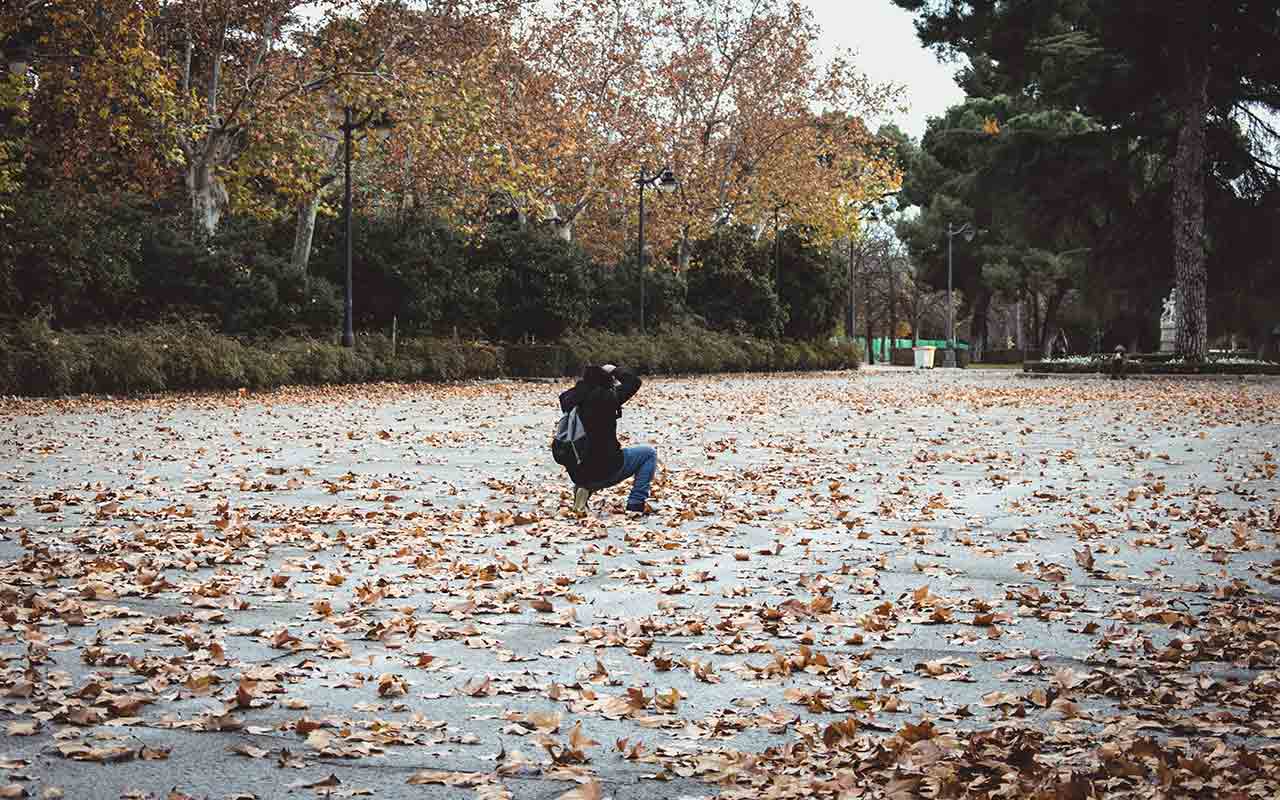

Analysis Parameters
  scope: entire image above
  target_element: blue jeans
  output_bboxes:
[583,446,657,507]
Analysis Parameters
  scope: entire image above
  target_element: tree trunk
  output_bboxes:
[971,288,991,362]
[399,141,415,228]
[888,266,898,360]
[1172,55,1210,360]
[677,229,692,272]
[1039,286,1067,360]
[1030,291,1042,351]
[551,219,573,242]
[845,238,856,340]
[187,158,227,240]
[292,126,342,274]
[864,269,874,364]
[291,193,323,277]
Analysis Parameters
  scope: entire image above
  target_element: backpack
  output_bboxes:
[551,405,590,468]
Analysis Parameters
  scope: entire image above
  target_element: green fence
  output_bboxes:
[853,338,968,362]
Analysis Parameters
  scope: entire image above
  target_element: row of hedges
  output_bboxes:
[1024,358,1280,376]
[0,320,860,398]
[561,326,859,376]
[1,193,848,344]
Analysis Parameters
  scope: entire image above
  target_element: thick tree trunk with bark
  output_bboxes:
[677,229,692,272]
[291,130,341,275]
[971,288,991,362]
[888,266,898,359]
[1039,285,1068,360]
[864,268,874,364]
[1172,57,1210,360]
[187,159,228,240]
[291,193,323,277]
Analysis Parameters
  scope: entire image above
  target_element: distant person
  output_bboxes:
[558,363,656,514]
[1109,345,1128,380]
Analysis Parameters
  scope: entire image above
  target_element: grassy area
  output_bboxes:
[970,362,1024,370]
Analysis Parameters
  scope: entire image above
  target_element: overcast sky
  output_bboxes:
[805,0,965,140]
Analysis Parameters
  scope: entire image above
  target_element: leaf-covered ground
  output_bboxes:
[1,371,1278,799]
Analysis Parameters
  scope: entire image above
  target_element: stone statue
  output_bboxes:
[1159,288,1179,352]
[1161,291,1177,326]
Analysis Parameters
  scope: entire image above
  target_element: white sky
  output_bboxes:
[805,0,965,140]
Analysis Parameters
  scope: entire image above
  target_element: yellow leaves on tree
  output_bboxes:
[2,0,179,194]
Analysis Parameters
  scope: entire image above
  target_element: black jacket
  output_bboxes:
[558,366,641,485]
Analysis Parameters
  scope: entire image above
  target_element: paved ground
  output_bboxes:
[1,369,1278,799]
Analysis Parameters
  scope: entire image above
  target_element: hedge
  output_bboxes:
[1024,359,1280,376]
[0,319,859,398]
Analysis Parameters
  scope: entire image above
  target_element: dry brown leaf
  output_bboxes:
[557,782,603,800]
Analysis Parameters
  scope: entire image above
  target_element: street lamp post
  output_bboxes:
[944,222,974,367]
[773,205,782,289]
[847,236,855,341]
[635,166,678,334]
[339,107,395,348]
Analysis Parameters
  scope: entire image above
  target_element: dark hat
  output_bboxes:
[581,365,612,386]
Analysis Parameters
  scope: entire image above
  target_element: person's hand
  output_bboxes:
[601,363,617,373]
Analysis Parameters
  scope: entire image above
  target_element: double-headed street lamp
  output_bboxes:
[339,106,395,348]
[635,166,678,334]
[944,221,975,367]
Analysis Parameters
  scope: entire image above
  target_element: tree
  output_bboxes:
[774,225,845,340]
[286,2,518,274]
[653,0,902,271]
[485,0,662,254]
[686,224,785,338]
[1,0,179,197]
[892,0,1280,359]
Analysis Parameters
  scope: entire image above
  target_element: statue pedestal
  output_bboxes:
[1159,323,1177,353]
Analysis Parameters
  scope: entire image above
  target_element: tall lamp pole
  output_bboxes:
[342,108,355,347]
[339,107,395,348]
[635,166,678,334]
[944,222,974,367]
[773,205,782,289]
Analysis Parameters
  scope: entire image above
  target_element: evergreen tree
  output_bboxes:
[893,0,1280,358]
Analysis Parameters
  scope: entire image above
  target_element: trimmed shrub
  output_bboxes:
[1024,359,1280,375]
[0,322,858,398]
[562,325,859,377]
[0,316,93,396]
[84,331,166,394]
[240,347,292,390]
[273,339,344,385]
[152,324,248,390]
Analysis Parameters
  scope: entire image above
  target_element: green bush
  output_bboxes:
[274,339,344,385]
[775,225,846,340]
[562,324,858,377]
[0,316,93,395]
[1024,359,1280,375]
[0,193,145,327]
[151,324,248,389]
[0,321,858,398]
[470,224,597,342]
[686,225,788,339]
[85,331,166,394]
[240,347,292,390]
[591,258,688,333]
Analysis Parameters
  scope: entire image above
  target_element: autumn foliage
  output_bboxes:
[0,0,900,264]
